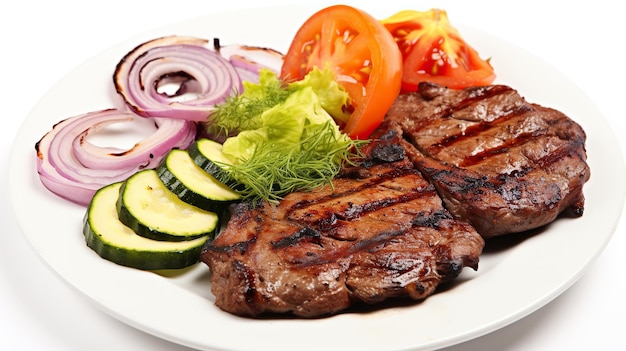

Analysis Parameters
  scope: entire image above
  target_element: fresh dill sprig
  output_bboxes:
[218,121,366,203]
[206,68,368,203]
[208,71,290,137]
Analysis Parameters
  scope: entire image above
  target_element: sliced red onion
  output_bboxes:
[73,116,196,170]
[114,36,243,122]
[36,36,284,205]
[216,43,285,84]
[35,108,196,206]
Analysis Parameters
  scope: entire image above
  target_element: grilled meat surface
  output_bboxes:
[201,126,485,317]
[201,82,590,317]
[386,82,590,238]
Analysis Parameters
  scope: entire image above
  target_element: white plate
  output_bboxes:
[8,5,625,351]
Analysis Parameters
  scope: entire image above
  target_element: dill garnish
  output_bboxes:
[206,68,367,203]
[208,70,290,137]
[221,121,365,202]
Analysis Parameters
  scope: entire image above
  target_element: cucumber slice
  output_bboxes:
[117,169,219,242]
[157,148,240,212]
[187,138,235,184]
[83,182,208,270]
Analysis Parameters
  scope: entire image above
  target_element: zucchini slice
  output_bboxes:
[83,182,208,270]
[187,138,235,185]
[117,169,219,242]
[157,148,240,212]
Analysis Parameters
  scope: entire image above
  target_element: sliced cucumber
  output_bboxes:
[83,182,208,270]
[117,169,219,242]
[187,138,235,185]
[157,148,241,212]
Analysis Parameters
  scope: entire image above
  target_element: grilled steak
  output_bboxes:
[385,82,590,238]
[201,82,590,317]
[201,126,485,317]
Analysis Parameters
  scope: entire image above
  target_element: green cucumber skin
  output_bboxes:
[156,150,239,213]
[84,224,207,270]
[187,139,241,190]
[156,162,220,213]
[83,182,209,270]
[116,170,217,242]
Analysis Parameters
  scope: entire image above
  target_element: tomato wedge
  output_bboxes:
[280,5,402,139]
[380,9,496,91]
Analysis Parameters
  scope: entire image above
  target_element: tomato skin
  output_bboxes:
[381,9,496,91]
[280,5,402,139]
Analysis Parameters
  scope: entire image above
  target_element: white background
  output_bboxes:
[1,1,624,350]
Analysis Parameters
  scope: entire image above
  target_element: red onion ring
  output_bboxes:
[35,108,196,206]
[114,36,243,122]
[73,116,196,170]
[35,36,285,205]
[216,43,285,84]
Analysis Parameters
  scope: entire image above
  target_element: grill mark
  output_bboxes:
[287,174,438,227]
[425,104,534,157]
[534,138,585,170]
[203,237,256,255]
[457,132,537,167]
[496,166,532,182]
[409,85,514,137]
[411,210,453,229]
[424,167,496,195]
[439,85,514,120]
[232,260,257,304]
[270,227,322,249]
[288,207,456,268]
[337,189,431,221]
[287,229,405,267]
[288,166,414,211]
[459,121,586,169]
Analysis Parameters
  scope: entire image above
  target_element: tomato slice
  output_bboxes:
[380,9,496,91]
[280,5,402,139]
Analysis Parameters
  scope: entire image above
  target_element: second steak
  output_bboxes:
[386,82,591,238]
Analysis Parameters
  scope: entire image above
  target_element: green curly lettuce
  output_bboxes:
[208,67,365,202]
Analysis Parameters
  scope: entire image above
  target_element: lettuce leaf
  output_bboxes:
[209,67,362,202]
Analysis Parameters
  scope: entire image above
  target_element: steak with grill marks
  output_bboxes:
[385,82,590,238]
[201,82,590,317]
[201,126,485,318]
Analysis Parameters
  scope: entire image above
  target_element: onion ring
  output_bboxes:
[114,36,243,122]
[216,43,285,84]
[35,108,196,206]
[36,36,285,205]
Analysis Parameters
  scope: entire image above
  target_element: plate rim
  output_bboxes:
[8,4,625,351]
